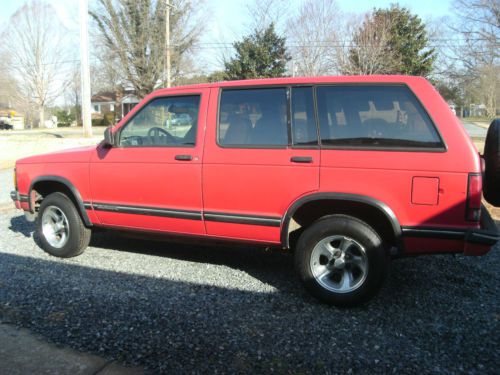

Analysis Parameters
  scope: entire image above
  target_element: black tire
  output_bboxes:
[36,192,91,258]
[483,119,500,206]
[294,215,389,307]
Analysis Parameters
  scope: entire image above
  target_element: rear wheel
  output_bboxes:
[295,215,389,307]
[36,192,91,258]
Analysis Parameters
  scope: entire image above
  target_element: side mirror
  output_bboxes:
[102,126,115,148]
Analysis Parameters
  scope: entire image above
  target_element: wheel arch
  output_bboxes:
[29,175,92,227]
[281,193,402,251]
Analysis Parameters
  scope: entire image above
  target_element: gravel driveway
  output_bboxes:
[0,203,499,374]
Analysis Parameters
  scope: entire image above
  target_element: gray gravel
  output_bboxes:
[0,204,499,374]
[0,169,14,208]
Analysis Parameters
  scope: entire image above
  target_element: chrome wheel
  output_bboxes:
[309,235,368,294]
[41,206,70,248]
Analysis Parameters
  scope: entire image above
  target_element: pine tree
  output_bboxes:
[348,5,436,77]
[224,23,290,80]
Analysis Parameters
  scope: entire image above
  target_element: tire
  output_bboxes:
[36,192,91,258]
[294,215,389,307]
[483,119,500,206]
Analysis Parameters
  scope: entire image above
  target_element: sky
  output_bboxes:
[0,0,455,73]
[200,0,454,71]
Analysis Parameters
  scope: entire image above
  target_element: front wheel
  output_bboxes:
[295,215,389,307]
[36,192,91,258]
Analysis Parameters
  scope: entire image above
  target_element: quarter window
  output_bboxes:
[218,88,288,147]
[291,87,317,146]
[119,95,200,147]
[316,85,443,149]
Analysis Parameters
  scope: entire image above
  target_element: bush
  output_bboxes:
[102,113,115,126]
[92,118,103,127]
[55,109,75,127]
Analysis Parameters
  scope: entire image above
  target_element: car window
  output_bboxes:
[291,87,317,146]
[218,88,288,147]
[316,85,443,149]
[119,95,200,147]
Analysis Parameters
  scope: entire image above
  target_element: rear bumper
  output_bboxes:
[402,205,499,256]
[465,207,499,246]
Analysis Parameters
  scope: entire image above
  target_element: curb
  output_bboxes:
[0,323,144,375]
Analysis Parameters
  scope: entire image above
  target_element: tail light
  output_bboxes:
[466,173,482,221]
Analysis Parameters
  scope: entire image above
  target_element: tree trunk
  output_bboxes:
[39,105,44,128]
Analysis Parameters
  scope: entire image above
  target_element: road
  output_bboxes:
[462,121,488,138]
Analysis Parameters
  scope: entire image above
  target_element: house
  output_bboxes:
[91,92,116,116]
[91,89,140,120]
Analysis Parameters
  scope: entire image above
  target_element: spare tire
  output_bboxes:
[483,119,500,206]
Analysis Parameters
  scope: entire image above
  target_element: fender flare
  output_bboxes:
[281,192,402,248]
[29,175,92,227]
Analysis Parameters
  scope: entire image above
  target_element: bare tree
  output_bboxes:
[336,13,396,75]
[450,0,499,116]
[286,0,340,76]
[1,1,69,127]
[90,0,203,98]
[0,52,19,109]
[246,0,290,33]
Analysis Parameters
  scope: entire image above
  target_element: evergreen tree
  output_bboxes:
[377,5,436,76]
[348,5,436,76]
[224,23,290,80]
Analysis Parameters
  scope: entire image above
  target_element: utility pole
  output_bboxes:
[165,0,172,88]
[79,0,92,137]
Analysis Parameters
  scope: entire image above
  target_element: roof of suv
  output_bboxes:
[152,75,429,95]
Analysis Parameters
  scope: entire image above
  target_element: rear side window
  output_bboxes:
[218,88,288,147]
[316,85,444,149]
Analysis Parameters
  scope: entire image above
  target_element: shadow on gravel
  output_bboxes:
[90,232,297,291]
[4,215,499,373]
[9,215,35,238]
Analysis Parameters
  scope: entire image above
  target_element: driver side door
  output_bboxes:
[89,89,209,236]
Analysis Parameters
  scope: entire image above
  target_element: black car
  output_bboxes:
[0,121,13,130]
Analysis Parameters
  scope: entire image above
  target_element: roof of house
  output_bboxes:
[91,92,117,103]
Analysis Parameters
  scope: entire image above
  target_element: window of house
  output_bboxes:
[93,104,100,113]
[218,88,288,147]
[316,85,444,149]
[119,95,200,147]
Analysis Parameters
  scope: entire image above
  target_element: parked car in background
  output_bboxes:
[169,113,192,127]
[10,76,500,306]
[0,120,13,130]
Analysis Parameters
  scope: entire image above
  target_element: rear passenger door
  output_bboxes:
[202,86,319,243]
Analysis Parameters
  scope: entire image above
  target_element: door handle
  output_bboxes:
[290,156,313,163]
[175,154,193,161]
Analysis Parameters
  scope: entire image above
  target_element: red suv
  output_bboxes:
[10,76,500,306]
